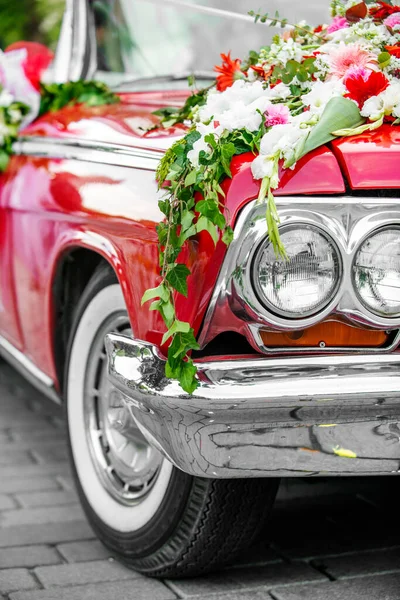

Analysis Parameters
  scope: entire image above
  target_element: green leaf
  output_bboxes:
[222,226,234,245]
[158,299,175,327]
[141,284,170,305]
[0,150,10,172]
[181,209,195,232]
[378,51,391,69]
[184,170,197,186]
[166,264,191,297]
[300,97,365,159]
[179,224,197,244]
[161,319,191,346]
[220,142,236,177]
[196,216,219,245]
[179,360,199,394]
[332,115,384,137]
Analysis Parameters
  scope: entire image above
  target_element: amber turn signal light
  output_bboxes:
[260,321,388,348]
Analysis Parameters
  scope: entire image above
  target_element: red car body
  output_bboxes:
[5,93,398,392]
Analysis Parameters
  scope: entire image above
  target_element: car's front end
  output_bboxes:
[106,125,400,479]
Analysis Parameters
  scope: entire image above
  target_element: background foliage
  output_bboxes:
[0,0,65,50]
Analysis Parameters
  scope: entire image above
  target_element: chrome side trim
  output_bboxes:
[106,333,400,478]
[13,137,163,171]
[0,336,61,405]
[198,197,400,350]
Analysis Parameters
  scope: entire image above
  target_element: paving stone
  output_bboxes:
[15,490,78,508]
[34,559,142,587]
[1,438,68,451]
[10,579,177,600]
[166,573,241,597]
[0,494,17,510]
[0,477,60,494]
[314,547,400,579]
[0,415,50,430]
[230,542,282,568]
[167,563,324,597]
[0,450,34,466]
[56,476,75,491]
[0,568,38,593]
[0,464,70,479]
[169,594,270,600]
[0,521,95,547]
[10,430,64,443]
[0,504,86,527]
[57,540,113,563]
[270,572,400,600]
[30,446,69,464]
[0,432,12,443]
[0,545,61,568]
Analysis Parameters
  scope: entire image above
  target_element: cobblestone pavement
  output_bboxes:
[1,359,400,600]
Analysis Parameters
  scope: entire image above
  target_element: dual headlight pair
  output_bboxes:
[253,225,400,319]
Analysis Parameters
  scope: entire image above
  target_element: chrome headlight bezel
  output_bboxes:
[251,224,343,320]
[352,225,400,319]
[198,199,400,352]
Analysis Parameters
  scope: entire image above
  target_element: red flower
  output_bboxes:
[344,70,390,108]
[385,44,400,58]
[369,1,400,21]
[5,42,54,91]
[214,52,243,92]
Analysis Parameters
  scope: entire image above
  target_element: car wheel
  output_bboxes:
[66,263,279,577]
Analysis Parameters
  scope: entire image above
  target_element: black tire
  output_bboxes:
[65,262,279,577]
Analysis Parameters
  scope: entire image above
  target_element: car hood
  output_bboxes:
[24,91,400,193]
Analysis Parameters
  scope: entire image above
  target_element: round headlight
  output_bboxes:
[353,227,400,317]
[253,225,341,319]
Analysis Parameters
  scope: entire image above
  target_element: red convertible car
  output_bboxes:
[2,0,400,578]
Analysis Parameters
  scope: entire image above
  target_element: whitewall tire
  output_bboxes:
[66,263,279,577]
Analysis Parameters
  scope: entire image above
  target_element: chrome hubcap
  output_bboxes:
[84,313,163,506]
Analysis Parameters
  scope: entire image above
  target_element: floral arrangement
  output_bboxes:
[0,41,118,171]
[143,0,400,393]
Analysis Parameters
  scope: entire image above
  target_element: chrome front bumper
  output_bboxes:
[105,333,400,478]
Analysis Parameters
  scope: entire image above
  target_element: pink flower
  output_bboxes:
[384,11,400,28]
[327,16,349,34]
[327,43,378,80]
[264,104,290,127]
[344,65,369,81]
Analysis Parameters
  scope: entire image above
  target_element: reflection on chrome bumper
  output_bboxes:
[105,333,400,478]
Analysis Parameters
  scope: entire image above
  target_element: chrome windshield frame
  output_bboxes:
[52,0,96,83]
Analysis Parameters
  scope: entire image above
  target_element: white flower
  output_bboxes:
[302,79,345,114]
[361,81,400,120]
[187,137,210,167]
[219,97,272,132]
[199,80,267,123]
[0,49,40,127]
[267,82,292,100]
[0,89,13,107]
[258,123,307,167]
[187,123,223,167]
[260,37,306,66]
[260,124,292,156]
[251,154,276,180]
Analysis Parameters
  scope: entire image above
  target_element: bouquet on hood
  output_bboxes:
[143,0,400,393]
[0,41,118,171]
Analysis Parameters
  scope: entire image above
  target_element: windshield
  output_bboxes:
[92,0,331,89]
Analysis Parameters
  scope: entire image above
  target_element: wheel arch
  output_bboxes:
[50,235,129,397]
